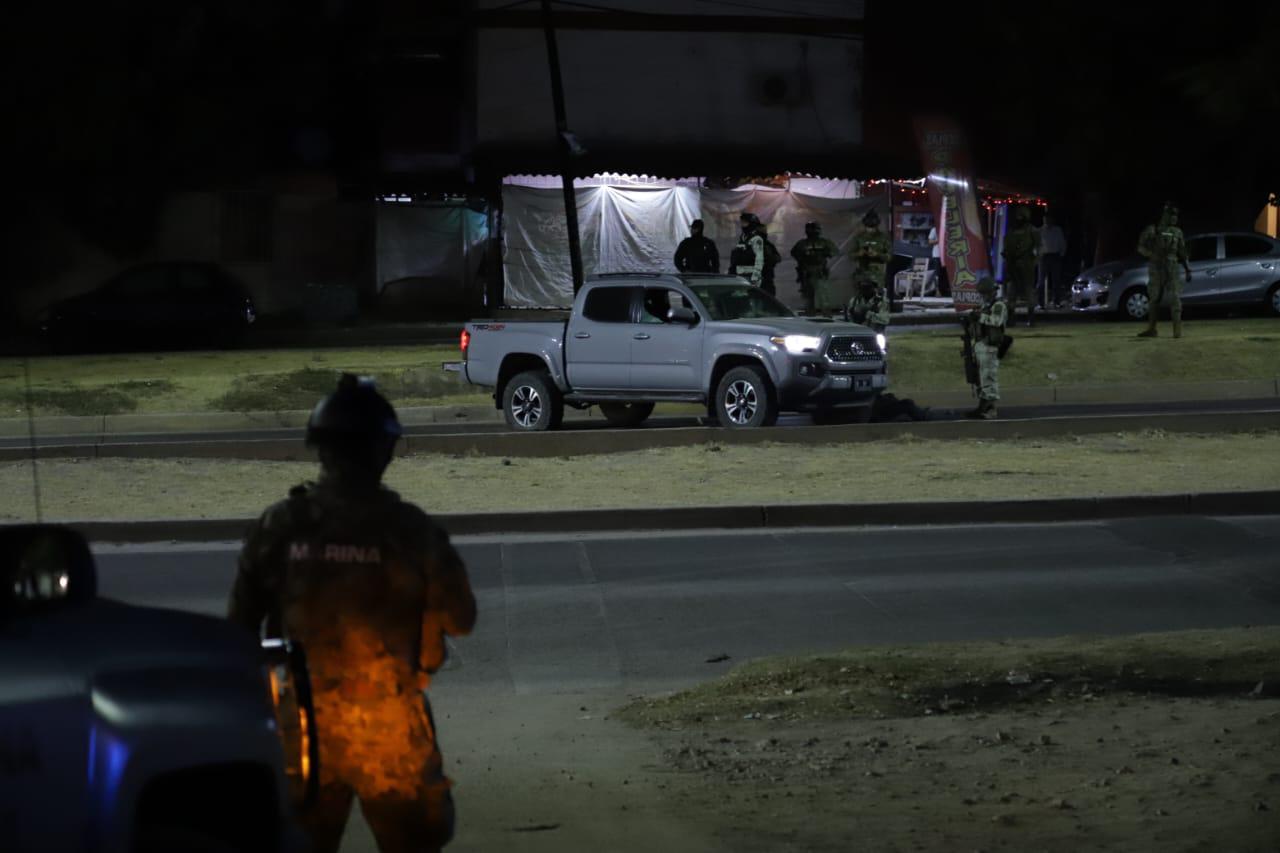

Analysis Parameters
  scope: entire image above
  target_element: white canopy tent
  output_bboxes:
[501,175,888,310]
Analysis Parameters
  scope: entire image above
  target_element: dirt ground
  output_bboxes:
[608,628,1280,853]
[3,431,1279,522]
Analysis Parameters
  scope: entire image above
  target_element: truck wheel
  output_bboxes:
[714,365,775,429]
[503,370,563,431]
[599,401,655,427]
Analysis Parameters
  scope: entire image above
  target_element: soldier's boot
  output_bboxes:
[978,399,998,420]
[1136,317,1158,338]
[1172,314,1183,339]
[965,398,993,420]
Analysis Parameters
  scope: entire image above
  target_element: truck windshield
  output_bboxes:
[687,284,795,321]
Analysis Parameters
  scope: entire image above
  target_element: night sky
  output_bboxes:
[8,1,1278,278]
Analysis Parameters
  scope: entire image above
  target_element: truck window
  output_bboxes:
[640,288,692,324]
[583,287,634,323]
[687,283,793,321]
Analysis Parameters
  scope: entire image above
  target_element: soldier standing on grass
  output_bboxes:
[963,277,1007,420]
[1136,202,1192,338]
[230,374,477,853]
[850,211,892,316]
[790,221,838,315]
[1002,206,1040,327]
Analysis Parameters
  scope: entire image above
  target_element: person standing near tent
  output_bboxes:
[1002,206,1041,327]
[673,219,719,273]
[1136,202,1192,338]
[730,212,765,288]
[756,221,783,296]
[790,221,838,315]
[850,210,891,314]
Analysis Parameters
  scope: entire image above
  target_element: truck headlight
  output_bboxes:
[875,333,887,353]
[769,334,822,354]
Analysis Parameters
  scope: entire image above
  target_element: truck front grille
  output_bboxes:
[826,336,882,363]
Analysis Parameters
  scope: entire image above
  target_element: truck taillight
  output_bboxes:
[460,330,470,355]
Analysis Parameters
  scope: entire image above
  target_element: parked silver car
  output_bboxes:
[1071,232,1280,320]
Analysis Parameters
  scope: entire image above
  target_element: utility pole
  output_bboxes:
[540,0,585,294]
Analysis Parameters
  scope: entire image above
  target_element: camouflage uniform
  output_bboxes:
[231,477,476,852]
[965,279,1007,418]
[1137,204,1191,338]
[847,282,891,332]
[1001,208,1040,326]
[790,227,838,314]
[850,218,891,315]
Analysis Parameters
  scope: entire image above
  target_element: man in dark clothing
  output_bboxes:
[674,219,719,273]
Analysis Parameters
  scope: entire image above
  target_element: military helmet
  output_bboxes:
[740,211,760,227]
[690,218,705,233]
[804,221,820,237]
[975,276,997,295]
[862,210,881,228]
[306,373,402,449]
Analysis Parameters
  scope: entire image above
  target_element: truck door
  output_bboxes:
[565,284,636,391]
[631,286,704,393]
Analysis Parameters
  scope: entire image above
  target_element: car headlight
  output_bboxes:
[875,333,887,353]
[770,334,822,354]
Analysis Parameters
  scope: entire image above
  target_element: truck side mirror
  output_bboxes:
[0,525,98,614]
[668,306,698,325]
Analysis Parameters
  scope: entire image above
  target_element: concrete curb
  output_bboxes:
[8,409,1276,462]
[66,489,1280,543]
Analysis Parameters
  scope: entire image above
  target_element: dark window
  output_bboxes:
[1224,235,1274,259]
[177,266,219,295]
[582,287,634,323]
[110,266,172,300]
[640,288,691,324]
[1187,237,1217,262]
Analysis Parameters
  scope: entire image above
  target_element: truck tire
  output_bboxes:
[503,370,564,431]
[714,365,776,429]
[599,401,655,428]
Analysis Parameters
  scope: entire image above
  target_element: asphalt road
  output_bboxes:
[92,518,1280,852]
[95,516,1280,695]
[6,397,1280,451]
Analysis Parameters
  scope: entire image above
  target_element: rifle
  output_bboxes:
[961,311,980,388]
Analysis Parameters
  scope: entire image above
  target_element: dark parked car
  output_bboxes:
[39,262,256,351]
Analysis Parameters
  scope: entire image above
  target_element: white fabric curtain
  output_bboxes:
[502,183,888,309]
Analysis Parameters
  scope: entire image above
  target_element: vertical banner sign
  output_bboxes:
[914,118,991,312]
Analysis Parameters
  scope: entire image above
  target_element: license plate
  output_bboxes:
[831,375,851,389]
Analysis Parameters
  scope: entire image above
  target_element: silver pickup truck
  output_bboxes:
[451,273,888,430]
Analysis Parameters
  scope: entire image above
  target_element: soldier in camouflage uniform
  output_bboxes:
[964,277,1007,419]
[729,212,765,288]
[229,374,477,853]
[846,276,891,332]
[849,211,892,316]
[789,221,838,314]
[1001,206,1041,327]
[1136,202,1192,338]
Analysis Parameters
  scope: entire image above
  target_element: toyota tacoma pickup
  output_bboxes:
[449,273,889,430]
